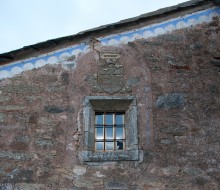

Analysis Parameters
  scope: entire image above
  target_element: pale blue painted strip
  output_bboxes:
[0,7,219,80]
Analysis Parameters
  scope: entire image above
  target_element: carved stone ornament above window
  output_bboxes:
[98,51,124,94]
[79,96,139,162]
[87,50,132,94]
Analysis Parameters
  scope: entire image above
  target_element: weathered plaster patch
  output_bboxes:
[93,171,106,178]
[73,165,87,176]
[66,143,75,151]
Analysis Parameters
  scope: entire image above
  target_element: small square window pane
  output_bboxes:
[116,140,125,150]
[96,114,103,125]
[116,127,124,139]
[105,127,113,139]
[105,141,114,150]
[106,113,113,125]
[96,142,104,151]
[116,113,124,125]
[96,127,104,139]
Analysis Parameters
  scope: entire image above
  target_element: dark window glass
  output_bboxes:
[116,140,124,150]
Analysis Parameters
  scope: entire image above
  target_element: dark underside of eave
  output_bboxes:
[0,0,217,66]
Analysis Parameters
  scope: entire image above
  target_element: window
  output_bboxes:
[95,112,125,151]
[79,96,139,162]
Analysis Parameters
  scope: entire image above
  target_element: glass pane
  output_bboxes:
[96,114,103,125]
[116,140,124,150]
[116,113,124,125]
[105,141,114,151]
[106,113,113,125]
[96,127,104,139]
[96,142,104,151]
[116,127,124,139]
[105,127,113,139]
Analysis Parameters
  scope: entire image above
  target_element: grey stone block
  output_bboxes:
[126,106,138,149]
[44,106,75,113]
[44,106,66,113]
[84,131,94,151]
[0,113,5,122]
[80,150,139,162]
[0,85,41,94]
[11,169,33,183]
[0,183,13,190]
[34,138,54,148]
[159,138,173,145]
[0,96,11,103]
[0,151,31,161]
[15,135,30,143]
[160,125,187,136]
[127,77,140,86]
[105,181,128,190]
[14,183,45,190]
[0,105,26,111]
[156,93,186,109]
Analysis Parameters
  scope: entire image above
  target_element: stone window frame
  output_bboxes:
[79,96,139,162]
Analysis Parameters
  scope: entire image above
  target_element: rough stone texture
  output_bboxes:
[0,13,220,190]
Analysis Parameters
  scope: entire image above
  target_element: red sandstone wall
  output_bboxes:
[0,18,220,190]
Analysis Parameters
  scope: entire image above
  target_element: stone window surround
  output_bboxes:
[79,96,139,162]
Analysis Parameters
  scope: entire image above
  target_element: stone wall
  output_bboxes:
[0,17,220,190]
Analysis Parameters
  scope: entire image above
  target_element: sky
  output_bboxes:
[0,0,189,54]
